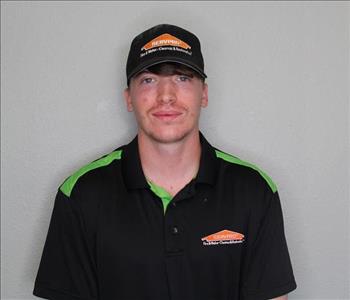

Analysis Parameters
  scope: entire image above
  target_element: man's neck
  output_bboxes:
[138,131,202,197]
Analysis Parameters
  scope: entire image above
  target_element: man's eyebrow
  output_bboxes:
[134,70,151,78]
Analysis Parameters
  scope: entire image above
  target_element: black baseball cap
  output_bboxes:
[126,24,207,84]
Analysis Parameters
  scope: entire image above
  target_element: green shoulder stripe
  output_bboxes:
[60,150,123,197]
[215,150,277,193]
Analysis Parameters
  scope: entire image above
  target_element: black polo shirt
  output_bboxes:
[33,133,296,300]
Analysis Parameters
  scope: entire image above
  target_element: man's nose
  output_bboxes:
[157,79,176,104]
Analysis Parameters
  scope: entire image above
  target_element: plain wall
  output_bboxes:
[1,1,349,299]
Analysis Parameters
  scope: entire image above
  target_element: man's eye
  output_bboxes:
[177,75,191,82]
[141,77,155,84]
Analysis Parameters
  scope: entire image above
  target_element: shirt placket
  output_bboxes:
[162,183,196,300]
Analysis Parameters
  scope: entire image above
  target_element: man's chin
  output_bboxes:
[144,130,192,145]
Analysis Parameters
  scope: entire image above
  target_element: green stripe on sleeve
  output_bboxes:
[215,150,277,193]
[60,150,123,197]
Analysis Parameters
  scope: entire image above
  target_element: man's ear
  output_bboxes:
[123,88,133,112]
[201,83,208,108]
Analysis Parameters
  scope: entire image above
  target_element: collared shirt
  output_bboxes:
[33,133,296,300]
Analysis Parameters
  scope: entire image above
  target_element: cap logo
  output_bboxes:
[141,33,191,51]
[201,229,245,246]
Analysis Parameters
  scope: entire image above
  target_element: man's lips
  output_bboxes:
[152,111,183,121]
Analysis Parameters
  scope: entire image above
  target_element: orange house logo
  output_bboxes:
[141,33,191,51]
[201,230,245,246]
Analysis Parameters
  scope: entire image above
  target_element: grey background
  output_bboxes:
[1,1,349,299]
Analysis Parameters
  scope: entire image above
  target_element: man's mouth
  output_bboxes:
[152,111,183,121]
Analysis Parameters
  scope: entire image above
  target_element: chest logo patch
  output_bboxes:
[201,229,245,246]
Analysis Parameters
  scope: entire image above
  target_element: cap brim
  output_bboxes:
[127,57,207,82]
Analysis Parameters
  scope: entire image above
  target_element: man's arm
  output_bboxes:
[239,190,297,299]
[272,295,288,300]
[33,189,98,299]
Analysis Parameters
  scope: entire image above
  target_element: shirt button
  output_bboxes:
[172,226,179,235]
[172,202,177,207]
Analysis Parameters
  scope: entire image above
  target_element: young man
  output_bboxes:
[33,24,296,300]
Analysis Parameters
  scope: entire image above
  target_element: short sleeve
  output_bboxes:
[240,191,297,299]
[33,189,98,300]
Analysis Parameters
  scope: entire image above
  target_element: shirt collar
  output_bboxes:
[196,132,220,186]
[121,132,219,190]
[122,135,149,189]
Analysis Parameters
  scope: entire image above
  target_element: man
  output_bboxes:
[33,24,296,300]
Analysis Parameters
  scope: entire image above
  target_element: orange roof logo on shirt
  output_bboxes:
[201,230,245,245]
[141,33,191,51]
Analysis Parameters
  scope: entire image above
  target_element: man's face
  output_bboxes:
[124,68,208,144]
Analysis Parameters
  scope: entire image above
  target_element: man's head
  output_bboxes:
[124,25,208,144]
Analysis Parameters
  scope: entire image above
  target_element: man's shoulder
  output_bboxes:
[213,147,278,194]
[59,147,124,198]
